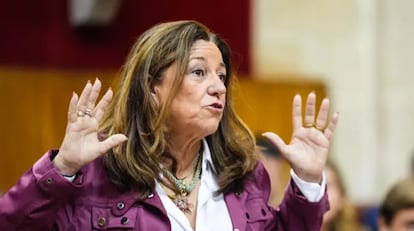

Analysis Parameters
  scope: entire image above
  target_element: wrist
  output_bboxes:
[294,169,322,184]
[52,153,79,176]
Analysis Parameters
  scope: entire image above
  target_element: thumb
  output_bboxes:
[100,134,128,153]
[262,132,287,157]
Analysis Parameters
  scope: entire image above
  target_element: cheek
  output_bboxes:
[170,93,203,117]
[183,93,206,114]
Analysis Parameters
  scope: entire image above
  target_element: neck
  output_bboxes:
[164,137,202,179]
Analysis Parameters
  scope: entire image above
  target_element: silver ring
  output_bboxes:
[84,108,93,117]
[77,110,85,117]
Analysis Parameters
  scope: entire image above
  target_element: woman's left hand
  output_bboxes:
[263,92,339,184]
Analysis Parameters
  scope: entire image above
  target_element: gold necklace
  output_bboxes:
[162,154,202,213]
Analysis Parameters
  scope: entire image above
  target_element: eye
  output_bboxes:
[192,69,204,76]
[218,73,227,82]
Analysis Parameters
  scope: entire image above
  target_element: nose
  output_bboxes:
[207,76,226,97]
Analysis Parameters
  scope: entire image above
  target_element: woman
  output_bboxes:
[256,136,286,207]
[378,177,414,231]
[321,160,368,231]
[0,20,339,230]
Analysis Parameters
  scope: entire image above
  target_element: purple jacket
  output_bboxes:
[0,150,329,230]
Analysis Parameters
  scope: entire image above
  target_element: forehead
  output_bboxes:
[189,40,223,59]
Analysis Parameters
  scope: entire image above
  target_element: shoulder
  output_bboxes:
[244,161,271,199]
[251,161,270,184]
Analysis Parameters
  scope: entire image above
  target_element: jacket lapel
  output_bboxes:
[224,191,248,231]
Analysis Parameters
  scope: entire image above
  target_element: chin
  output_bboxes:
[199,124,220,137]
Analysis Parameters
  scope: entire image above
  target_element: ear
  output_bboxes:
[150,90,160,107]
[150,82,161,107]
[149,75,160,106]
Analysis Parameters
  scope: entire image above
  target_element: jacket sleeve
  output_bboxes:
[274,178,329,230]
[0,150,81,231]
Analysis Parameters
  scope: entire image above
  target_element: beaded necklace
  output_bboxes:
[162,153,202,213]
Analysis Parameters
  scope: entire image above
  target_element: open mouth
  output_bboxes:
[209,103,223,109]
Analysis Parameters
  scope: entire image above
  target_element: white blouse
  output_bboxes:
[155,139,326,231]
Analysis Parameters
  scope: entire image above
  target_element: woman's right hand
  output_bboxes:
[53,79,128,176]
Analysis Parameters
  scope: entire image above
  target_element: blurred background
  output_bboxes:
[1,0,414,225]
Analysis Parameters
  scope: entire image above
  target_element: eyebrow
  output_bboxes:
[189,56,226,68]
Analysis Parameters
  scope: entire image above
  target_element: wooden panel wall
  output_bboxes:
[0,67,325,192]
[0,67,119,192]
[233,77,326,140]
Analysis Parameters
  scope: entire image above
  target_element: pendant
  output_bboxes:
[172,193,191,213]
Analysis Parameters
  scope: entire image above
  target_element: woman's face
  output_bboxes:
[323,166,345,224]
[379,208,414,231]
[153,39,227,138]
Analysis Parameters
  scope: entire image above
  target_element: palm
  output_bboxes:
[54,79,128,175]
[263,93,339,183]
[60,113,102,166]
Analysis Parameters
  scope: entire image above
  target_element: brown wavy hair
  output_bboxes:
[99,20,256,198]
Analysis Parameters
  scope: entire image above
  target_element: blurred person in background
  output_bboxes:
[256,136,287,207]
[321,160,369,231]
[360,150,414,231]
[378,177,414,231]
[0,20,339,230]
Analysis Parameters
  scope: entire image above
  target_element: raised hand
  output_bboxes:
[53,79,128,176]
[263,92,339,183]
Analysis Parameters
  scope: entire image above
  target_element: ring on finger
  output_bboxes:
[85,108,93,117]
[77,110,85,117]
[304,123,325,132]
[315,126,325,132]
[303,123,315,128]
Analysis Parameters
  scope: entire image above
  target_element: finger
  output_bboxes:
[304,92,316,126]
[315,98,330,130]
[292,94,302,129]
[262,132,287,157]
[98,134,128,154]
[68,92,79,123]
[324,112,339,140]
[94,88,113,121]
[77,81,93,110]
[94,108,105,122]
[87,78,102,111]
